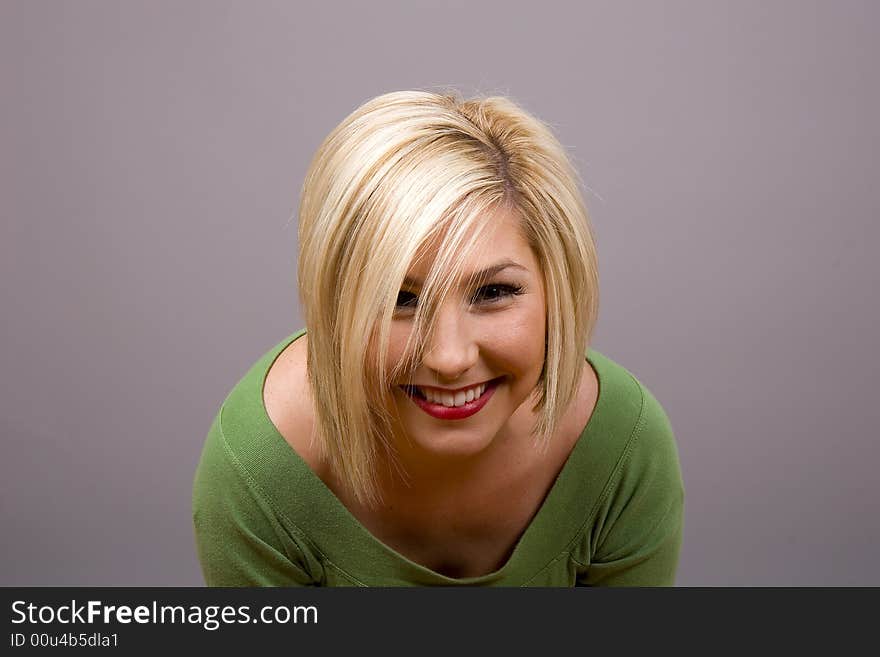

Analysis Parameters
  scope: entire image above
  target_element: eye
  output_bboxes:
[395,290,418,309]
[395,284,524,313]
[471,284,524,305]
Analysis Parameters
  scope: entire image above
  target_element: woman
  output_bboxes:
[192,90,685,586]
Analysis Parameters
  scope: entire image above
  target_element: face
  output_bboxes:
[386,206,547,461]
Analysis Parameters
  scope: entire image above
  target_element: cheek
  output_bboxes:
[518,297,548,375]
[515,330,546,377]
[482,306,546,375]
[386,321,415,378]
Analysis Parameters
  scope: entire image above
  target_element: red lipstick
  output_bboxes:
[401,378,501,420]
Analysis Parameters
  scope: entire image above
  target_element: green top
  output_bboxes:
[192,329,685,586]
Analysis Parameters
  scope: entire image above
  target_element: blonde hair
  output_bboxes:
[297,89,599,507]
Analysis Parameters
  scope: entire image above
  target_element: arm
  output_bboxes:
[578,385,685,586]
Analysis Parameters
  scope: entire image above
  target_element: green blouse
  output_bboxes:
[192,329,685,586]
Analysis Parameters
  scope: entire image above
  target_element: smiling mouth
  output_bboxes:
[400,376,504,401]
[398,376,503,420]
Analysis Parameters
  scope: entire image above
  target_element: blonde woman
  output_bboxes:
[192,90,685,586]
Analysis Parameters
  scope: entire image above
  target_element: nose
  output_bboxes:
[420,300,478,383]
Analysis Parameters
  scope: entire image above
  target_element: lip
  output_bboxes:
[400,377,502,420]
[413,380,494,394]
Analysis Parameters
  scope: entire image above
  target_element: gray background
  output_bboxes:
[2,0,877,586]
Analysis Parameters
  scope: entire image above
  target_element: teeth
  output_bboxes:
[418,382,487,407]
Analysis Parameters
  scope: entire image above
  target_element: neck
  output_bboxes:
[373,398,539,513]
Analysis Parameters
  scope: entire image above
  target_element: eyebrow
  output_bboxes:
[402,260,528,289]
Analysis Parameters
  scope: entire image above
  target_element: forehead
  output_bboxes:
[407,205,536,278]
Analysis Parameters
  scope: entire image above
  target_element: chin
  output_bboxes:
[399,428,499,461]
[391,388,506,459]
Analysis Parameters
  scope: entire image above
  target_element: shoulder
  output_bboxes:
[196,329,322,496]
[622,365,682,488]
[578,349,685,515]
[262,332,310,437]
[192,331,329,585]
[570,352,685,585]
[591,351,684,519]
[588,349,679,447]
[262,332,327,478]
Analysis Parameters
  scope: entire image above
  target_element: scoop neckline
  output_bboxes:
[254,328,606,585]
